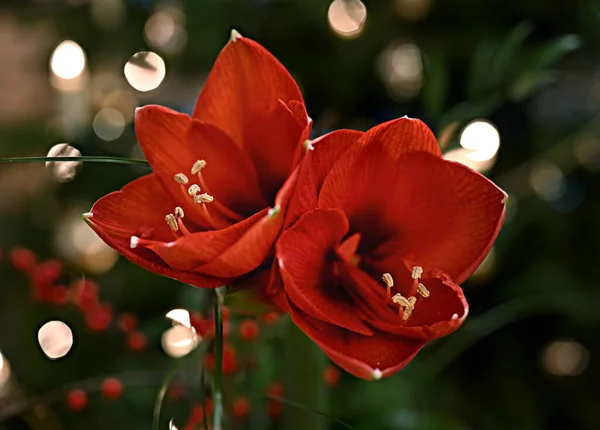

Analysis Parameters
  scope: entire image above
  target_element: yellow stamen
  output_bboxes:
[165,213,178,231]
[174,173,189,185]
[382,273,394,300]
[417,283,430,298]
[188,184,201,196]
[412,266,423,280]
[194,193,214,204]
[191,160,207,175]
[402,297,417,321]
[391,294,411,308]
[174,207,184,219]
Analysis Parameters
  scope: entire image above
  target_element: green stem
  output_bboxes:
[0,156,150,167]
[212,290,224,430]
[282,319,329,430]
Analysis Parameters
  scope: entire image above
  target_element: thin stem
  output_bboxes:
[0,156,150,167]
[212,289,225,430]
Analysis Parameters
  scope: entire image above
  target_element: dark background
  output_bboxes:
[0,0,598,429]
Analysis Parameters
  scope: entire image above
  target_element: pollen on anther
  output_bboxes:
[174,173,189,185]
[174,207,184,219]
[188,184,201,196]
[382,273,394,288]
[165,214,179,231]
[194,193,214,204]
[130,236,140,249]
[417,283,430,298]
[191,160,207,175]
[411,266,423,280]
[391,294,411,308]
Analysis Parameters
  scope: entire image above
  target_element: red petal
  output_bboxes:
[285,130,363,228]
[149,207,282,278]
[277,209,373,336]
[357,116,442,157]
[135,105,267,223]
[87,175,223,287]
[320,148,506,283]
[290,304,426,379]
[193,36,309,200]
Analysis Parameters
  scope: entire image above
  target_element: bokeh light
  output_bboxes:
[460,120,501,161]
[124,51,166,92]
[45,143,82,183]
[54,210,118,274]
[0,351,11,394]
[93,108,126,141]
[542,340,589,376]
[162,325,198,358]
[38,321,74,359]
[574,133,600,172]
[50,40,86,80]
[166,309,191,328]
[100,90,138,124]
[144,8,187,55]
[328,0,367,39]
[443,147,496,173]
[378,42,423,100]
[529,160,566,202]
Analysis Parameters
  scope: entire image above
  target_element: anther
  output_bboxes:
[174,173,189,185]
[402,297,417,321]
[174,207,184,219]
[391,294,411,308]
[188,184,201,196]
[165,214,179,232]
[382,273,394,299]
[417,283,430,298]
[194,193,214,204]
[412,266,423,280]
[191,160,207,175]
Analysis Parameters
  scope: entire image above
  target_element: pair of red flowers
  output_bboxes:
[85,32,506,380]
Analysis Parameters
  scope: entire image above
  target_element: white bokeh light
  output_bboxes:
[45,143,82,183]
[0,351,10,393]
[38,321,74,359]
[124,51,166,92]
[542,340,589,376]
[50,41,86,80]
[328,0,367,39]
[93,108,126,141]
[162,325,198,358]
[166,309,191,328]
[460,120,501,162]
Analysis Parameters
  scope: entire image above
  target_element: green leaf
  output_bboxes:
[468,38,498,100]
[422,49,449,117]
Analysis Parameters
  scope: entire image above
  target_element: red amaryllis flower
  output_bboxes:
[85,31,311,288]
[275,117,506,379]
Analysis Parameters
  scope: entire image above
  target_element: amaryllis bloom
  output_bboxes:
[84,31,311,288]
[275,118,506,379]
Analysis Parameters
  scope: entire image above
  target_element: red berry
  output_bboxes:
[233,396,251,418]
[117,313,138,333]
[324,365,341,387]
[71,279,99,312]
[10,247,37,272]
[127,331,147,351]
[35,259,62,283]
[267,381,283,398]
[66,389,87,411]
[51,285,70,305]
[239,319,259,341]
[85,304,112,332]
[261,312,280,325]
[221,306,231,321]
[203,344,237,374]
[267,399,282,419]
[101,377,123,400]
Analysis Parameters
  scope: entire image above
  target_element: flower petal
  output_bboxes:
[285,130,363,228]
[277,209,373,336]
[290,303,426,379]
[135,105,268,223]
[193,36,309,200]
[357,116,442,157]
[320,148,506,283]
[86,174,223,287]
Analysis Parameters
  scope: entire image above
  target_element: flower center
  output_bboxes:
[382,267,430,321]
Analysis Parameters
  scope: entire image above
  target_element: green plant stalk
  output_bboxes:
[282,320,329,430]
[0,156,150,167]
[212,291,224,430]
